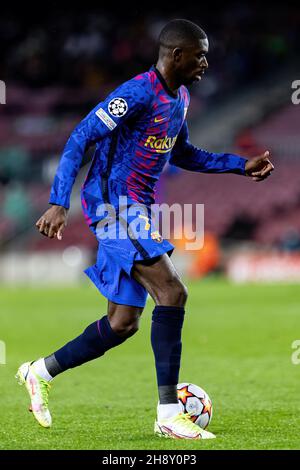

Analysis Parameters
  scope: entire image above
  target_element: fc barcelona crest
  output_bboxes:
[151,231,163,243]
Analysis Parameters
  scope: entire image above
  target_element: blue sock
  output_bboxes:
[54,315,126,371]
[151,306,185,387]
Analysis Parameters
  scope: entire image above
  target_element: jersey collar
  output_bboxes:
[151,65,178,99]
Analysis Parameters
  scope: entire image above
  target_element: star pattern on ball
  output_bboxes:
[108,98,128,118]
[200,396,212,417]
[177,385,194,405]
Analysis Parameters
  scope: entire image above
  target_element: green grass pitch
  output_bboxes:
[0,279,299,450]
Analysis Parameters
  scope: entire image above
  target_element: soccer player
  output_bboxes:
[16,19,274,439]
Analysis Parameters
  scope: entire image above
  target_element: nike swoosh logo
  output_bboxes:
[154,117,167,123]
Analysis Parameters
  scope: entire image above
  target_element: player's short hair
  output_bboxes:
[159,19,207,50]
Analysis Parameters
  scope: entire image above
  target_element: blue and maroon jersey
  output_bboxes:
[49,66,247,226]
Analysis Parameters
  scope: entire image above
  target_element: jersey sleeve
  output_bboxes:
[169,121,247,175]
[49,76,151,209]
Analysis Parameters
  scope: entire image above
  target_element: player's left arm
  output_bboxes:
[169,121,274,181]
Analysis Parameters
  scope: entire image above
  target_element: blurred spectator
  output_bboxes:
[172,230,220,278]
[1,4,298,93]
[2,182,33,233]
[0,146,30,183]
[224,213,258,241]
[189,232,221,278]
[279,227,300,252]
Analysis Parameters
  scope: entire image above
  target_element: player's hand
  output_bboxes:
[36,205,68,240]
[245,151,274,182]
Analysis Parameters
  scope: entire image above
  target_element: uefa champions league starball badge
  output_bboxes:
[108,98,128,118]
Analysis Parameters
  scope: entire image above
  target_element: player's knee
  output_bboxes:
[110,318,140,339]
[157,278,188,307]
[181,282,188,304]
[172,281,188,306]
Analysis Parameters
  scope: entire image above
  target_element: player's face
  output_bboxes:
[175,38,209,86]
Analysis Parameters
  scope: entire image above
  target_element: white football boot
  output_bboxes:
[16,361,52,428]
[155,412,216,439]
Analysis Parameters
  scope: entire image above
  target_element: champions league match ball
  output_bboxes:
[177,383,213,429]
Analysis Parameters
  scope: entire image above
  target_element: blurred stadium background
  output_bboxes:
[1,1,300,451]
[1,2,300,285]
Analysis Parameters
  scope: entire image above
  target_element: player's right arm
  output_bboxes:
[36,76,150,239]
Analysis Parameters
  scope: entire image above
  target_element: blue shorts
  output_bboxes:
[84,208,174,307]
